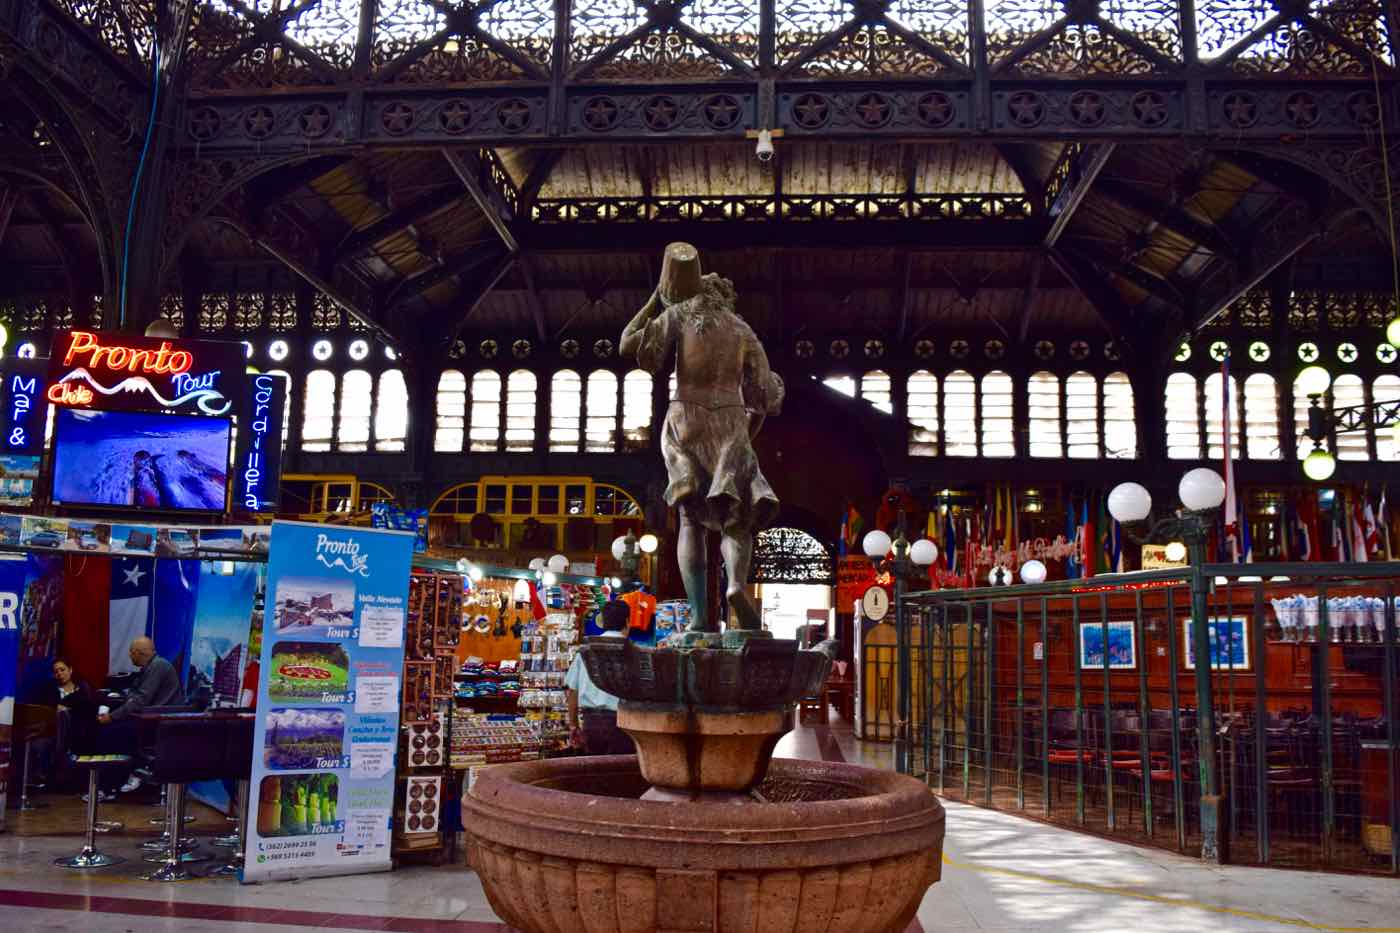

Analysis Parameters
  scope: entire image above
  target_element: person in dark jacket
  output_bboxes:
[95,637,185,794]
[52,657,99,755]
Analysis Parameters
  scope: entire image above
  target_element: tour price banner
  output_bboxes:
[242,521,414,883]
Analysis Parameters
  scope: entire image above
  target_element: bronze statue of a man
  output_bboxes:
[620,243,782,633]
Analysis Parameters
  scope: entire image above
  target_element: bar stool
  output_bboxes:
[213,714,254,876]
[16,704,56,811]
[55,755,130,869]
[141,716,228,882]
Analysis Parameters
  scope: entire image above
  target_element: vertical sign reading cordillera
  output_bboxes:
[242,521,413,883]
[233,373,287,512]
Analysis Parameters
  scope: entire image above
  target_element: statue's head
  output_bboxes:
[657,242,702,307]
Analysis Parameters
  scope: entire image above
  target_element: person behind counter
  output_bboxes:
[94,636,186,795]
[53,657,99,755]
[564,600,635,755]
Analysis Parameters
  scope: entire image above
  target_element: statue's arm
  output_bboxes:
[744,328,784,416]
[619,288,662,360]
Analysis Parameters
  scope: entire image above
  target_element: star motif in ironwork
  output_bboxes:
[1223,93,1256,128]
[1132,92,1168,127]
[855,93,891,127]
[1338,342,1358,363]
[1069,92,1105,126]
[1071,340,1090,360]
[1298,342,1319,362]
[916,92,953,127]
[792,94,829,128]
[189,108,221,140]
[1347,93,1380,127]
[703,94,740,129]
[1007,92,1043,127]
[1250,342,1270,361]
[381,102,415,134]
[643,96,678,130]
[298,105,331,137]
[243,107,275,138]
[439,101,472,134]
[583,97,619,131]
[949,339,969,359]
[1285,93,1318,128]
[1378,344,1397,363]
[496,98,531,133]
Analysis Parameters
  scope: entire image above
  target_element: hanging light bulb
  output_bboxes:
[1164,541,1188,563]
[1303,446,1337,481]
[1388,315,1400,348]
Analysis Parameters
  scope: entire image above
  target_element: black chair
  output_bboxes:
[212,713,255,876]
[133,705,200,834]
[140,715,230,882]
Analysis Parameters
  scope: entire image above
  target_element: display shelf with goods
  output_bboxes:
[393,570,465,862]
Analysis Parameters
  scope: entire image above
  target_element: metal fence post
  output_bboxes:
[1188,554,1222,862]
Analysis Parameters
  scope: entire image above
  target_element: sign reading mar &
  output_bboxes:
[46,330,246,416]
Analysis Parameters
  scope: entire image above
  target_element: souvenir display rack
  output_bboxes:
[393,569,463,862]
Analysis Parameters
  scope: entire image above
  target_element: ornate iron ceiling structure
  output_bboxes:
[1,0,1398,371]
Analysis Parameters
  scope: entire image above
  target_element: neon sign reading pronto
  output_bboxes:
[47,330,245,417]
[62,331,193,376]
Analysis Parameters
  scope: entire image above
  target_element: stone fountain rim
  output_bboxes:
[464,756,945,872]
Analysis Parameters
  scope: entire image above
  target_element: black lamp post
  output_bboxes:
[862,515,937,775]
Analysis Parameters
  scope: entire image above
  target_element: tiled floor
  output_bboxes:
[1,722,1397,932]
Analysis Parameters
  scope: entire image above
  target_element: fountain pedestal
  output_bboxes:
[619,703,792,802]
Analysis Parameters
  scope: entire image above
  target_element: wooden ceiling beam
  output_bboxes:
[1044,143,1115,247]
[332,190,460,265]
[387,242,504,311]
[1046,246,1134,345]
[1094,177,1239,263]
[1016,251,1045,344]
[518,255,549,342]
[519,149,566,216]
[442,148,519,254]
[443,250,518,348]
[515,219,1041,252]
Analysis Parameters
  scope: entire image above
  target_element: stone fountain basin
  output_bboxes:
[465,755,945,933]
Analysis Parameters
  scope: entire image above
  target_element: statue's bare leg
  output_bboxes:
[721,527,762,631]
[678,505,712,632]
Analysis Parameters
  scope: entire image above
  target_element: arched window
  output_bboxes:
[1242,373,1279,460]
[944,370,977,457]
[469,371,502,452]
[1293,372,1323,459]
[268,369,293,447]
[907,370,939,457]
[822,375,856,398]
[980,370,1014,457]
[1165,373,1200,459]
[1333,375,1368,460]
[622,369,653,450]
[504,370,536,452]
[550,370,582,453]
[1027,371,1062,458]
[586,370,618,452]
[1203,372,1241,461]
[435,370,466,453]
[337,370,372,452]
[302,369,337,452]
[860,370,892,414]
[1375,376,1400,460]
[1102,372,1136,459]
[374,369,408,452]
[1066,372,1099,458]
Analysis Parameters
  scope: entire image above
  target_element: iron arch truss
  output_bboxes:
[749,526,836,587]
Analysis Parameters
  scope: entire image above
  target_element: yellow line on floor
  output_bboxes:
[940,853,1400,933]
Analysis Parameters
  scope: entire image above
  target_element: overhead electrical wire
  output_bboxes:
[119,43,162,330]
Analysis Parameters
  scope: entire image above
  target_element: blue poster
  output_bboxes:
[0,553,61,824]
[242,521,413,883]
[0,556,22,821]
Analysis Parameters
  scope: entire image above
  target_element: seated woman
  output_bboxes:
[52,657,99,760]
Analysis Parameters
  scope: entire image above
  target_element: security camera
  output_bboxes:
[755,128,774,162]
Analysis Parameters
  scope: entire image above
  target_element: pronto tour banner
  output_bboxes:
[241,521,414,883]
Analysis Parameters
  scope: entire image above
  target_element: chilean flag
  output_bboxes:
[108,558,154,676]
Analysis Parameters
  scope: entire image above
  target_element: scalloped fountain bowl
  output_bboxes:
[463,638,945,931]
[464,755,945,933]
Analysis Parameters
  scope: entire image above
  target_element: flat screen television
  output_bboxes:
[52,408,231,512]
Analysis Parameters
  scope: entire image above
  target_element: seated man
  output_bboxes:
[564,600,635,756]
[94,637,184,795]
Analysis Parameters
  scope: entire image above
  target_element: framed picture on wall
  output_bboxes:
[1183,617,1251,671]
[1078,620,1137,670]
